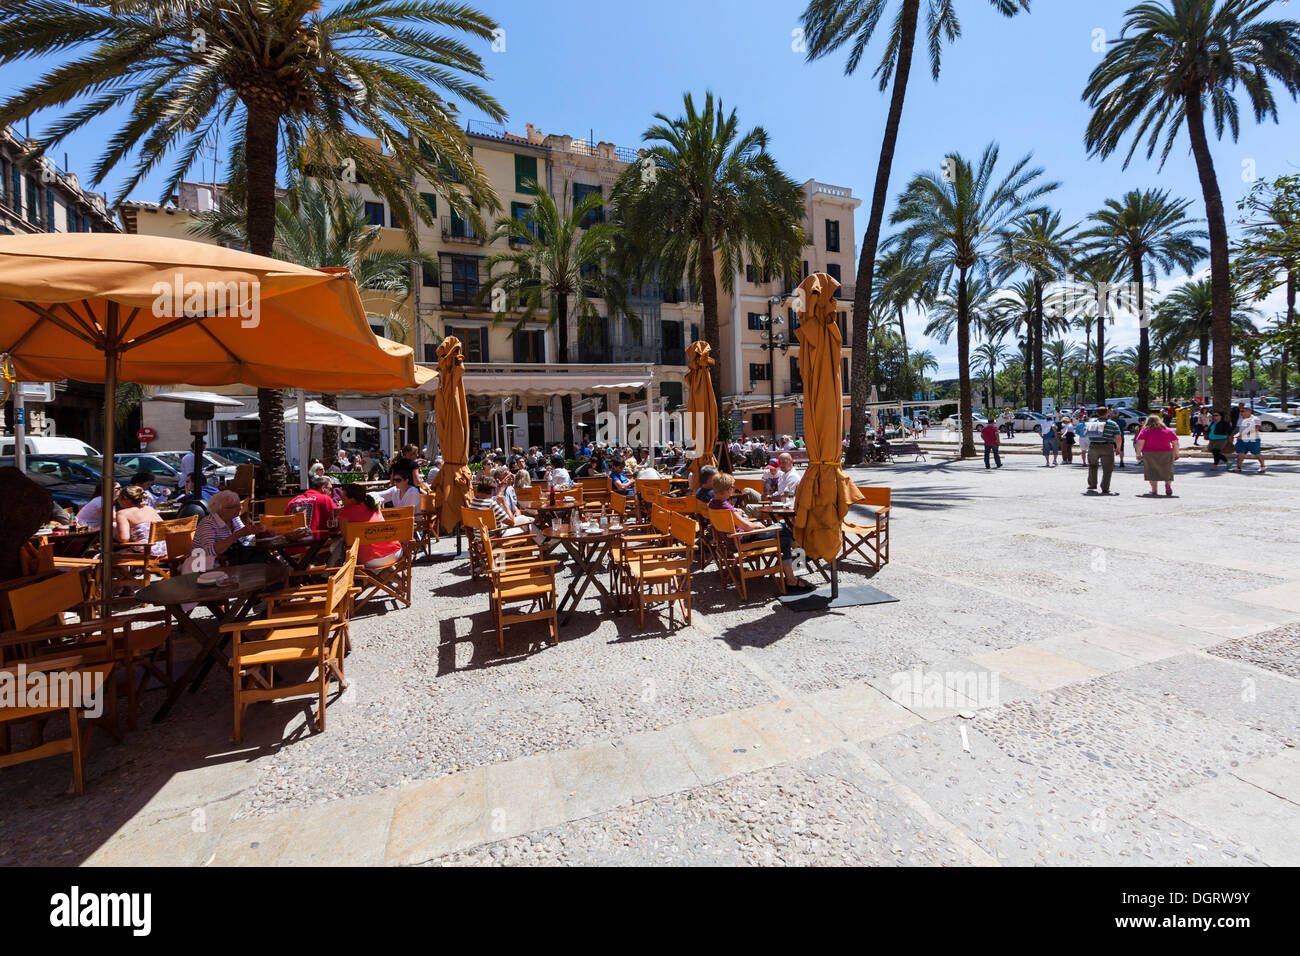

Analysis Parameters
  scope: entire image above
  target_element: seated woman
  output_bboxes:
[194,490,265,565]
[114,484,166,557]
[375,467,422,513]
[336,484,404,568]
[707,473,812,593]
[609,457,635,497]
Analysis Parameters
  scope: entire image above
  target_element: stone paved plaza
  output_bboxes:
[2,450,1297,866]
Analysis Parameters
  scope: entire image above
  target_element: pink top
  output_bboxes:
[1137,427,1178,453]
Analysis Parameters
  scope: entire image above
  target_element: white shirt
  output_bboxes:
[376,484,422,512]
[75,496,108,530]
[548,468,572,488]
[180,451,195,481]
[1236,415,1261,441]
[773,468,800,497]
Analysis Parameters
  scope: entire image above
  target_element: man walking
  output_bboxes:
[1109,407,1127,468]
[980,418,1002,470]
[1085,407,1122,495]
[1233,405,1267,474]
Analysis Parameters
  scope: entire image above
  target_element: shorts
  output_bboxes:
[1235,438,1261,455]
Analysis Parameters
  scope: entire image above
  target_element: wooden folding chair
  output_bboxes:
[415,493,441,560]
[707,506,786,598]
[222,557,354,743]
[345,517,415,612]
[734,477,765,498]
[691,495,722,572]
[382,505,416,522]
[260,513,307,535]
[481,531,558,652]
[625,513,695,628]
[576,476,611,507]
[841,486,891,569]
[0,646,116,796]
[461,507,537,579]
[611,505,672,607]
[516,485,542,507]
[230,464,256,499]
[259,494,295,517]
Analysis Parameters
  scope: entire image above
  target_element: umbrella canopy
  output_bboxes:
[241,399,375,430]
[429,336,473,534]
[0,233,416,600]
[792,272,863,561]
[684,340,718,488]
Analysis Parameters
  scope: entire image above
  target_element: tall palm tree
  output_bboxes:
[0,0,504,490]
[613,92,805,413]
[1045,338,1076,411]
[1152,331,1186,402]
[1151,277,1259,375]
[892,144,1057,456]
[1063,257,1136,404]
[191,179,427,462]
[973,339,1011,412]
[1083,0,1300,414]
[997,210,1076,412]
[989,278,1038,404]
[481,181,633,456]
[1079,188,1208,411]
[800,0,1033,464]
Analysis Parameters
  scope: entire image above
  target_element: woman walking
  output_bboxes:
[1041,421,1060,467]
[1206,411,1232,470]
[1060,418,1075,464]
[1134,414,1179,497]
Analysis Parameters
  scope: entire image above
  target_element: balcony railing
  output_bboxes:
[440,216,485,244]
[440,281,480,307]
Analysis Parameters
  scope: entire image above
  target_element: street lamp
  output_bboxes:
[760,294,790,446]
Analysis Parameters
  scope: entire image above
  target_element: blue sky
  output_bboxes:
[3,0,1297,376]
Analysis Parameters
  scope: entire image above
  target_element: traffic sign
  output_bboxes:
[1195,365,1211,393]
[137,427,157,443]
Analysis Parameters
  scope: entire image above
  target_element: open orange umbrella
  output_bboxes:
[684,340,718,488]
[0,233,416,597]
[792,272,863,599]
[429,336,473,534]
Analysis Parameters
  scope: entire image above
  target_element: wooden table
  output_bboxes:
[248,529,337,571]
[31,527,99,558]
[535,521,624,625]
[140,564,288,722]
[522,496,578,521]
[755,501,797,534]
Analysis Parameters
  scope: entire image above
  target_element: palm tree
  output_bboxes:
[997,210,1076,412]
[1046,338,1076,411]
[1151,278,1259,375]
[1063,257,1136,404]
[973,339,1011,413]
[191,179,428,462]
[989,279,1037,404]
[1152,331,1186,402]
[1083,0,1300,414]
[892,145,1057,456]
[800,0,1032,464]
[0,0,504,490]
[481,180,633,456]
[613,92,805,413]
[1079,188,1208,411]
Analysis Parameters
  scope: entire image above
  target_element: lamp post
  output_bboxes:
[760,295,789,447]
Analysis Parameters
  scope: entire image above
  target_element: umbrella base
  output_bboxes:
[779,583,898,612]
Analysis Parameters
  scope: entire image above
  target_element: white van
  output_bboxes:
[0,435,100,457]
[1104,397,1139,409]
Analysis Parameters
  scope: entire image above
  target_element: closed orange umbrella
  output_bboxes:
[0,233,416,598]
[684,340,718,487]
[793,272,863,565]
[430,336,473,534]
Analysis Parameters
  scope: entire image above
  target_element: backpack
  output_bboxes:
[1085,418,1108,438]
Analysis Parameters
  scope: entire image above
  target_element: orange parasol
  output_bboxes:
[430,336,473,534]
[684,340,718,488]
[792,272,863,565]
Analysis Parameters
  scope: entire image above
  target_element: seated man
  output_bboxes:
[708,473,811,593]
[132,470,168,506]
[287,474,338,532]
[694,465,718,504]
[609,457,635,497]
[772,453,801,498]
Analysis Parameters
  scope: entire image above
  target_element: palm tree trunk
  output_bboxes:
[847,0,921,465]
[1184,95,1232,415]
[556,293,574,457]
[698,235,724,419]
[1095,312,1106,406]
[245,102,288,491]
[320,393,339,465]
[1283,269,1295,413]
[956,270,975,458]
[1032,280,1044,411]
[1134,257,1150,413]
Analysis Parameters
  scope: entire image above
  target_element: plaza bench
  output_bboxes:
[883,442,927,463]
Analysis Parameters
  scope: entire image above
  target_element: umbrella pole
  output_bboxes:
[100,304,118,610]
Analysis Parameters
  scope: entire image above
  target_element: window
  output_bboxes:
[25,176,39,224]
[424,342,438,363]
[45,193,55,232]
[825,219,840,252]
[802,259,809,278]
[512,329,546,362]
[364,201,385,226]
[439,253,482,305]
[745,264,758,284]
[827,262,842,283]
[445,326,488,363]
[511,201,535,241]
[421,263,437,288]
[747,312,764,331]
[749,363,769,382]
[659,381,683,409]
[573,183,603,227]
[838,311,848,340]
[751,413,773,432]
[690,324,699,343]
[514,154,538,194]
[842,357,850,389]
[10,166,20,216]
[789,356,802,392]
[419,192,437,219]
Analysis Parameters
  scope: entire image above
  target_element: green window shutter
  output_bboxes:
[420,192,437,218]
[515,154,538,194]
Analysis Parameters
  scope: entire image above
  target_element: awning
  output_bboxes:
[462,372,649,399]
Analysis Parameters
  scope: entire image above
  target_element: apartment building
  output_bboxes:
[717,181,861,441]
[0,126,122,449]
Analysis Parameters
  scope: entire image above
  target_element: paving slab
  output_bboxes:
[1158,775,1300,867]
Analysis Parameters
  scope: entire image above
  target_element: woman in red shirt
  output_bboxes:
[338,484,403,567]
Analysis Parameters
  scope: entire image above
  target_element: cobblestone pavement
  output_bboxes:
[1,453,1296,866]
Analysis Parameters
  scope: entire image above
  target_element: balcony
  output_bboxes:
[440,281,480,308]
[440,216,485,244]
[660,347,686,367]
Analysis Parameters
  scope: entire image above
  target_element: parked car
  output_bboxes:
[154,449,239,481]
[0,457,99,512]
[0,434,99,457]
[1107,407,1149,434]
[113,452,186,492]
[942,413,989,430]
[1248,407,1300,432]
[209,446,261,466]
[1010,410,1052,433]
[13,454,134,486]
